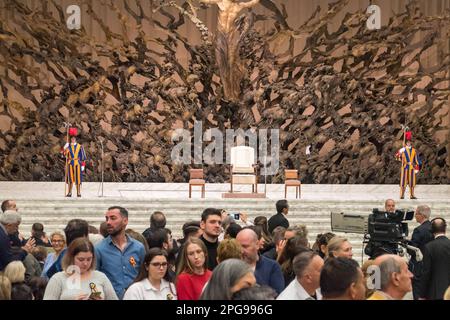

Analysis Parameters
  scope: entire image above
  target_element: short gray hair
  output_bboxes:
[416,205,431,219]
[293,251,317,278]
[379,257,401,291]
[0,212,21,225]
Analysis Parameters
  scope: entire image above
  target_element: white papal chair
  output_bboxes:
[230,146,258,193]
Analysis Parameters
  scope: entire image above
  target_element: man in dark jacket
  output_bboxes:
[418,218,450,300]
[408,205,434,299]
[0,212,33,271]
[268,200,290,234]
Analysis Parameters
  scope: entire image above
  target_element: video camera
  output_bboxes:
[331,208,419,260]
[364,208,414,258]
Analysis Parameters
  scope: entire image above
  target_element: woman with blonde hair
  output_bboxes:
[217,238,242,263]
[175,237,211,300]
[43,238,117,300]
[327,236,353,259]
[4,261,26,284]
[0,275,12,300]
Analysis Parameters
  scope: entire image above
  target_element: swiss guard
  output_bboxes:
[395,131,422,199]
[63,127,87,197]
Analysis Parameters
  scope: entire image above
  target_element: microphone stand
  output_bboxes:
[264,156,267,197]
[97,139,104,197]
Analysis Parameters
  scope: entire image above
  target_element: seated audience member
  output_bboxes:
[224,222,242,239]
[231,285,277,300]
[41,231,66,277]
[362,259,377,298]
[326,236,353,259]
[200,258,256,300]
[44,238,118,300]
[277,251,324,300]
[11,283,33,300]
[28,276,48,300]
[123,248,177,300]
[99,222,109,238]
[0,212,35,270]
[236,228,285,294]
[217,238,243,263]
[219,214,234,242]
[142,211,167,240]
[312,232,335,259]
[28,223,51,247]
[46,219,89,279]
[177,221,202,247]
[0,275,12,300]
[263,226,286,260]
[4,260,26,285]
[31,246,47,271]
[174,221,202,268]
[320,257,366,300]
[254,216,273,253]
[22,252,43,283]
[367,254,413,300]
[284,225,309,242]
[175,237,212,300]
[277,235,310,285]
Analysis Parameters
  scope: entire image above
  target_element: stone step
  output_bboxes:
[12,197,450,264]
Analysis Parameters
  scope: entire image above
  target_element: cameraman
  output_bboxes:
[364,199,402,259]
[385,199,396,214]
[408,205,434,299]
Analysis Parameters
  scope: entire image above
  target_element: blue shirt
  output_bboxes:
[95,235,145,299]
[46,248,67,279]
[255,254,285,294]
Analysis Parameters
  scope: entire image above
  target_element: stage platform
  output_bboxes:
[1,182,449,273]
[1,181,449,200]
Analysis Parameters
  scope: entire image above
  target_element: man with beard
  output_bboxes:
[199,208,222,270]
[95,206,145,299]
[236,228,285,294]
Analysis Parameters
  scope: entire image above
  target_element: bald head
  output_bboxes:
[373,254,412,299]
[236,228,258,243]
[431,218,447,235]
[236,228,259,265]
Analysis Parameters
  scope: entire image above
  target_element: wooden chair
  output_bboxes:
[230,146,258,193]
[189,169,205,198]
[284,169,301,199]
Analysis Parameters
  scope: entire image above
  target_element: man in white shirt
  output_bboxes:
[277,250,323,300]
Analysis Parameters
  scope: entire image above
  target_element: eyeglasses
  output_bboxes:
[149,262,168,268]
[52,240,64,243]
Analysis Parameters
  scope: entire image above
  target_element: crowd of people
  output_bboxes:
[1,198,449,301]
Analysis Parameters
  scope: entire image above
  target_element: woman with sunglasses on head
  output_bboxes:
[123,248,177,300]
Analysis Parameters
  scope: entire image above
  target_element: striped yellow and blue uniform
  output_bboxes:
[400,146,419,188]
[65,143,87,186]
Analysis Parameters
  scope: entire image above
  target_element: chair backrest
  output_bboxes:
[285,169,298,180]
[230,146,255,168]
[189,168,204,179]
